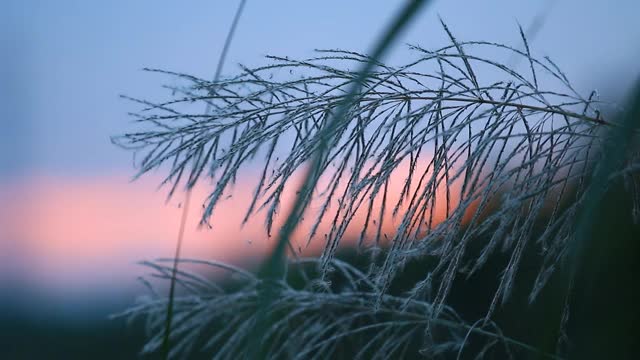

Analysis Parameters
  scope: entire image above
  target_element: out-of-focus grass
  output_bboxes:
[0,308,146,359]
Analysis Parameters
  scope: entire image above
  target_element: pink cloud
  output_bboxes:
[0,161,467,294]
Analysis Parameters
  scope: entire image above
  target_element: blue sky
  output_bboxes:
[2,0,639,178]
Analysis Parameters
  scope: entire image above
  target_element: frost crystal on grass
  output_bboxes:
[114,24,638,359]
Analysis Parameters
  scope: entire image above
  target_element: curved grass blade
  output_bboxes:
[161,1,248,359]
[250,0,433,357]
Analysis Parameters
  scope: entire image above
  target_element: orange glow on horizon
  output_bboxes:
[0,162,471,291]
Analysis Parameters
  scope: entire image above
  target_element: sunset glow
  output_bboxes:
[0,161,467,293]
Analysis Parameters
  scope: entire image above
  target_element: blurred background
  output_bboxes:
[1,0,639,358]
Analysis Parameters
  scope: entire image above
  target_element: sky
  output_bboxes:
[1,0,639,309]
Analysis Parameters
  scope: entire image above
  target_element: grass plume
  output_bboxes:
[113,13,640,358]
